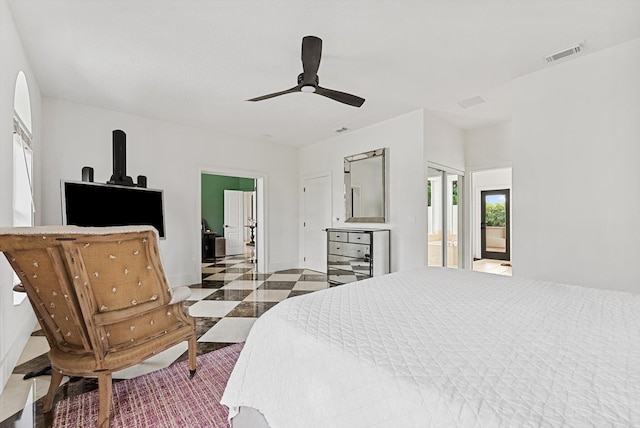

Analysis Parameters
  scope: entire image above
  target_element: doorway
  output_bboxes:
[427,165,463,268]
[470,168,512,276]
[480,189,510,261]
[200,171,263,272]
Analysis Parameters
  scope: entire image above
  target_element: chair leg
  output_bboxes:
[97,372,112,428]
[188,335,197,379]
[43,368,64,413]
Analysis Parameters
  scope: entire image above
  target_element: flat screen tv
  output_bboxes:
[62,180,166,238]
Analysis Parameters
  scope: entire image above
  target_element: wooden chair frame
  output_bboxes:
[0,226,197,428]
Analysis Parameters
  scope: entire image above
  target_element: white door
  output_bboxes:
[303,175,331,272]
[224,190,244,255]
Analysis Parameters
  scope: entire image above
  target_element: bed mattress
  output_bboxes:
[221,267,640,427]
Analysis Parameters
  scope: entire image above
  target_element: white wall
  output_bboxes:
[464,122,511,170]
[41,99,300,282]
[511,38,640,293]
[0,0,41,392]
[424,110,465,172]
[299,109,465,272]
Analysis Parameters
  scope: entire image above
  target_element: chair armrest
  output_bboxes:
[169,286,192,305]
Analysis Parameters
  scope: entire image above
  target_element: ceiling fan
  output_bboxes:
[247,35,365,108]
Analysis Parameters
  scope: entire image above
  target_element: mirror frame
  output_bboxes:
[344,148,386,223]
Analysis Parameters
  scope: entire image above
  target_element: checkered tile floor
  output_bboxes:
[180,253,329,359]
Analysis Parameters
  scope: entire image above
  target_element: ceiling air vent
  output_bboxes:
[457,96,486,109]
[545,41,584,63]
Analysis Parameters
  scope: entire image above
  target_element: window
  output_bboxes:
[12,71,33,305]
[12,114,34,305]
[13,114,34,228]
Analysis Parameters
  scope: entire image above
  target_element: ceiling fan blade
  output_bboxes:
[247,86,300,102]
[301,36,322,83]
[315,86,365,107]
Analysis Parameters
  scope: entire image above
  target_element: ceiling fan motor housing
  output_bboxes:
[298,73,319,88]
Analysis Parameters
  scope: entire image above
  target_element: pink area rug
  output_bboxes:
[53,343,244,428]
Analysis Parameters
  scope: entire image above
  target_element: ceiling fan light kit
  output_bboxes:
[248,35,365,107]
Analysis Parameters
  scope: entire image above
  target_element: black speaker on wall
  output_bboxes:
[108,130,134,186]
[81,130,149,188]
[81,166,94,182]
[137,175,147,188]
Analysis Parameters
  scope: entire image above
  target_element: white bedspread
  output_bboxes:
[221,268,640,427]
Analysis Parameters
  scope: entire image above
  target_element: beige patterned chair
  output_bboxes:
[0,225,196,428]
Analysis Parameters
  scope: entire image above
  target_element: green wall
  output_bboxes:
[201,174,255,235]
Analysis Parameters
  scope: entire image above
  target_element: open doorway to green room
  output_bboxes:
[198,168,265,274]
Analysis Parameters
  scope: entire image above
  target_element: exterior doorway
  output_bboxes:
[470,168,512,276]
[480,189,510,261]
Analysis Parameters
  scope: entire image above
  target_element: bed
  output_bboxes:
[221,267,640,427]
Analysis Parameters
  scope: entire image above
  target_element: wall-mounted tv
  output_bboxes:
[62,180,166,238]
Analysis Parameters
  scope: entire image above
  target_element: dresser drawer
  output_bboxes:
[328,271,359,284]
[328,269,370,284]
[328,254,356,264]
[328,254,368,269]
[329,241,370,258]
[328,231,348,242]
[348,232,370,245]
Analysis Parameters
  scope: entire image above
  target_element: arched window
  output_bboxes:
[13,71,33,305]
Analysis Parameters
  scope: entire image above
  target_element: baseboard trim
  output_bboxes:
[168,273,201,287]
[268,260,298,273]
[0,312,36,394]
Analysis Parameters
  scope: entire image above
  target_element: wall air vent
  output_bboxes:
[545,41,584,63]
[457,95,486,109]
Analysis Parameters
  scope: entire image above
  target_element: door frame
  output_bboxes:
[197,165,267,274]
[300,171,332,270]
[480,189,511,261]
[467,166,512,264]
[427,162,465,269]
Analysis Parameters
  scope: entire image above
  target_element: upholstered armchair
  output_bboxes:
[0,226,196,428]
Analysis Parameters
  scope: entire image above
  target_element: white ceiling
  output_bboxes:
[7,0,640,147]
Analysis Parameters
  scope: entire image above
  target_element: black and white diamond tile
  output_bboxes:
[189,253,328,351]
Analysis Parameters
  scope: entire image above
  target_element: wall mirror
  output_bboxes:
[344,148,386,223]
